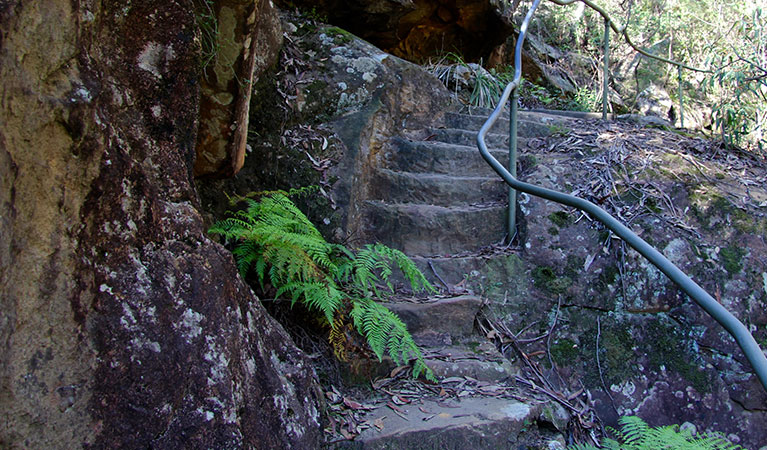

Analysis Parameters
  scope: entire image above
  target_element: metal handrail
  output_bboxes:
[477,0,767,392]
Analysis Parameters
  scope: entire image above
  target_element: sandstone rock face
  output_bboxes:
[274,0,514,62]
[198,14,454,243]
[0,1,320,448]
[194,0,283,178]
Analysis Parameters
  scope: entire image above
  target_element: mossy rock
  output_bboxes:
[532,266,572,295]
[548,210,572,228]
[719,245,745,274]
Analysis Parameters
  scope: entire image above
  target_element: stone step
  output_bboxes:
[426,128,510,148]
[445,111,509,132]
[384,295,482,343]
[385,138,510,176]
[410,255,506,286]
[445,111,573,138]
[422,344,516,381]
[452,106,580,123]
[369,169,506,207]
[406,254,527,295]
[360,201,506,256]
[337,397,546,450]
[385,296,516,381]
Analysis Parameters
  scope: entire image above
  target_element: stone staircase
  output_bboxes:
[341,108,579,449]
[361,110,571,256]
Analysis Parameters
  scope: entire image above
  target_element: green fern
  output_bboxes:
[210,189,436,380]
[568,416,743,450]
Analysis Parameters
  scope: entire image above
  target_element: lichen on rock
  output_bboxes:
[0,1,322,447]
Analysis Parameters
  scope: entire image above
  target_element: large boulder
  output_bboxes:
[0,1,321,447]
[466,122,767,448]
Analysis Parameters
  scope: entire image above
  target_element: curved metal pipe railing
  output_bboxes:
[477,0,767,392]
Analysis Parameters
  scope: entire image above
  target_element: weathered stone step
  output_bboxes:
[407,254,525,294]
[384,295,482,342]
[361,201,506,256]
[427,127,510,148]
[369,169,506,207]
[384,296,515,380]
[445,112,509,135]
[423,344,516,381]
[385,139,510,176]
[445,111,573,138]
[337,397,545,449]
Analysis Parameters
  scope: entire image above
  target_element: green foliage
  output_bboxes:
[568,87,600,112]
[719,245,746,274]
[519,80,559,106]
[427,53,512,108]
[704,7,767,151]
[524,0,765,151]
[568,416,742,450]
[192,0,219,74]
[209,188,436,380]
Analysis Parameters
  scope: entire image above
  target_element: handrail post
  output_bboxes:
[508,89,519,243]
[602,16,610,120]
[677,64,684,128]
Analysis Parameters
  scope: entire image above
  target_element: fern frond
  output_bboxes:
[275,281,341,323]
[692,434,743,450]
[370,243,435,294]
[576,417,745,450]
[231,240,261,276]
[329,315,350,362]
[210,190,435,381]
[618,415,651,446]
[351,299,435,381]
[350,246,382,296]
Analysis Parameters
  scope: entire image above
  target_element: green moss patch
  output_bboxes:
[532,266,572,294]
[645,319,710,393]
[578,318,637,387]
[720,245,745,274]
[550,338,579,366]
[548,211,572,228]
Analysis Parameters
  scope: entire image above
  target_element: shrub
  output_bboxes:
[209,188,436,380]
[568,416,742,450]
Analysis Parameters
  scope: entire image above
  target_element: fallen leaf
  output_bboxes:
[325,391,341,404]
[386,402,404,413]
[440,376,464,384]
[339,429,356,440]
[567,388,584,400]
[389,365,409,378]
[391,395,410,405]
[343,397,372,410]
[437,401,460,408]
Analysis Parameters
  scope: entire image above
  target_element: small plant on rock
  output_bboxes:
[209,188,436,380]
[568,416,742,450]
